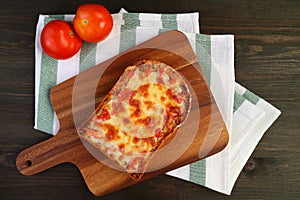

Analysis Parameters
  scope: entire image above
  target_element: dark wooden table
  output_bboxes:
[1,0,299,199]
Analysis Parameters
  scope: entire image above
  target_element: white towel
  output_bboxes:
[34,10,280,195]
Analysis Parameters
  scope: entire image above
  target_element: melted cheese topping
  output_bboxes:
[82,61,190,173]
[113,83,167,138]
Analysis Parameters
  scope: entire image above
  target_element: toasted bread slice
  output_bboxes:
[78,60,191,180]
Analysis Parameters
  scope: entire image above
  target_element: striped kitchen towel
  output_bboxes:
[34,11,280,195]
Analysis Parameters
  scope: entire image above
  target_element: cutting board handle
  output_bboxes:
[16,132,81,175]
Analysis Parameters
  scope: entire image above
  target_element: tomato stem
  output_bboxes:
[69,31,74,37]
[82,19,88,25]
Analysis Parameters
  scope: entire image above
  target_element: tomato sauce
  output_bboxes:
[129,92,142,118]
[97,109,111,121]
[144,100,154,109]
[139,84,150,97]
[136,116,152,126]
[155,128,163,138]
[118,144,125,152]
[104,124,118,141]
[160,96,166,102]
[167,104,181,125]
[166,89,180,103]
[133,137,140,144]
[144,137,156,147]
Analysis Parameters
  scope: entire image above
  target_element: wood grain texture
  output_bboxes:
[15,31,229,196]
[1,0,299,199]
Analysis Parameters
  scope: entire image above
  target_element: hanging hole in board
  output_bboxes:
[26,160,32,167]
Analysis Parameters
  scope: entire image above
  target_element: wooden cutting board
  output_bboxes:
[16,30,229,196]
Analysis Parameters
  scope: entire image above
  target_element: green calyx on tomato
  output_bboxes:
[82,19,89,25]
[40,20,82,60]
[73,4,113,43]
[69,31,75,37]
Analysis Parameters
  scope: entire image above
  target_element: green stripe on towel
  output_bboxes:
[233,92,246,113]
[44,15,65,23]
[37,53,57,133]
[190,160,206,185]
[120,14,140,52]
[189,33,211,185]
[36,15,65,133]
[243,90,260,105]
[122,13,140,28]
[79,42,97,72]
[119,28,137,53]
[161,14,177,29]
[195,34,211,84]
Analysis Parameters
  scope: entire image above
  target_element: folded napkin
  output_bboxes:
[34,10,280,195]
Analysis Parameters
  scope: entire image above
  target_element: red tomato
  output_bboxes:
[40,20,82,60]
[73,4,113,42]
